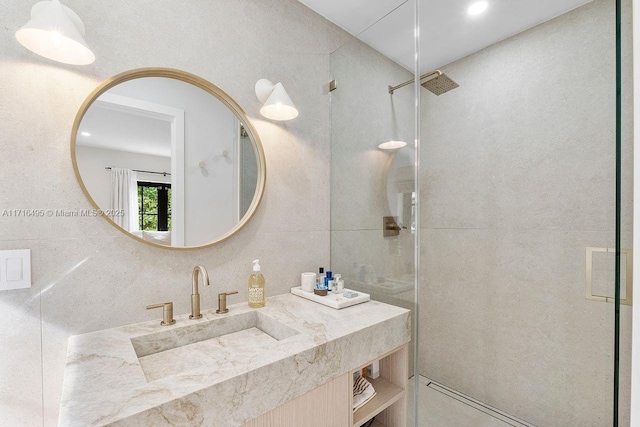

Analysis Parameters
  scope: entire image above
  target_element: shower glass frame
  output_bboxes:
[412,0,421,425]
[614,0,622,423]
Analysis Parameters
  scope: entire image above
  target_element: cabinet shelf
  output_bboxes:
[350,344,408,427]
[353,377,406,427]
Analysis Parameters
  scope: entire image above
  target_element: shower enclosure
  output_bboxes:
[329,0,632,425]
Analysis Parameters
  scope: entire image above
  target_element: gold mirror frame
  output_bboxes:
[71,67,267,250]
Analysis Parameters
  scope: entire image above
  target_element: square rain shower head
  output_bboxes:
[421,74,459,95]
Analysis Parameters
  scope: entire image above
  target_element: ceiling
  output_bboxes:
[77,103,172,157]
[298,0,592,73]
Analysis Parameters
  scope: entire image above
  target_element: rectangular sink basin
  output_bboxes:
[130,310,300,382]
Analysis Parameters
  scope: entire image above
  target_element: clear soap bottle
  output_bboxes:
[248,259,265,308]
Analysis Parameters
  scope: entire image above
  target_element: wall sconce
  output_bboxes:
[15,0,95,65]
[255,79,299,121]
[378,140,407,150]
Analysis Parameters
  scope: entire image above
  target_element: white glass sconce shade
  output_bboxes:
[255,79,299,121]
[378,140,407,150]
[15,0,95,65]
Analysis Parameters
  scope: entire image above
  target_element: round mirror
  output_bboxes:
[71,68,266,249]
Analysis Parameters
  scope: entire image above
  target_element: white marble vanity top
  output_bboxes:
[59,293,410,426]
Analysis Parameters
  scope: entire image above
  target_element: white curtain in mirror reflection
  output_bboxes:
[109,168,138,232]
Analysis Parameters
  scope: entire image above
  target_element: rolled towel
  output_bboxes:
[353,375,377,412]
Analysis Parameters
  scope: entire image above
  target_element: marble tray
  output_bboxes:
[291,286,370,309]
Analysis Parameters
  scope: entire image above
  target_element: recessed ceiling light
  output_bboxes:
[81,131,91,137]
[468,1,488,15]
[378,140,407,150]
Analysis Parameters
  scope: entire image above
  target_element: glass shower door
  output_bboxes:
[415,0,632,425]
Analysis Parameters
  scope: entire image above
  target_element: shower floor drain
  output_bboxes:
[424,378,536,427]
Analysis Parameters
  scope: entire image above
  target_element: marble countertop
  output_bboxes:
[59,293,410,426]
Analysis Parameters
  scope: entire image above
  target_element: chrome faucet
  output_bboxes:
[190,265,210,319]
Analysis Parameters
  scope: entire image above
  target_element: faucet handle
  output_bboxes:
[146,302,176,326]
[216,291,238,314]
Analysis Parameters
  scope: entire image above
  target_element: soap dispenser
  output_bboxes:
[248,259,265,308]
